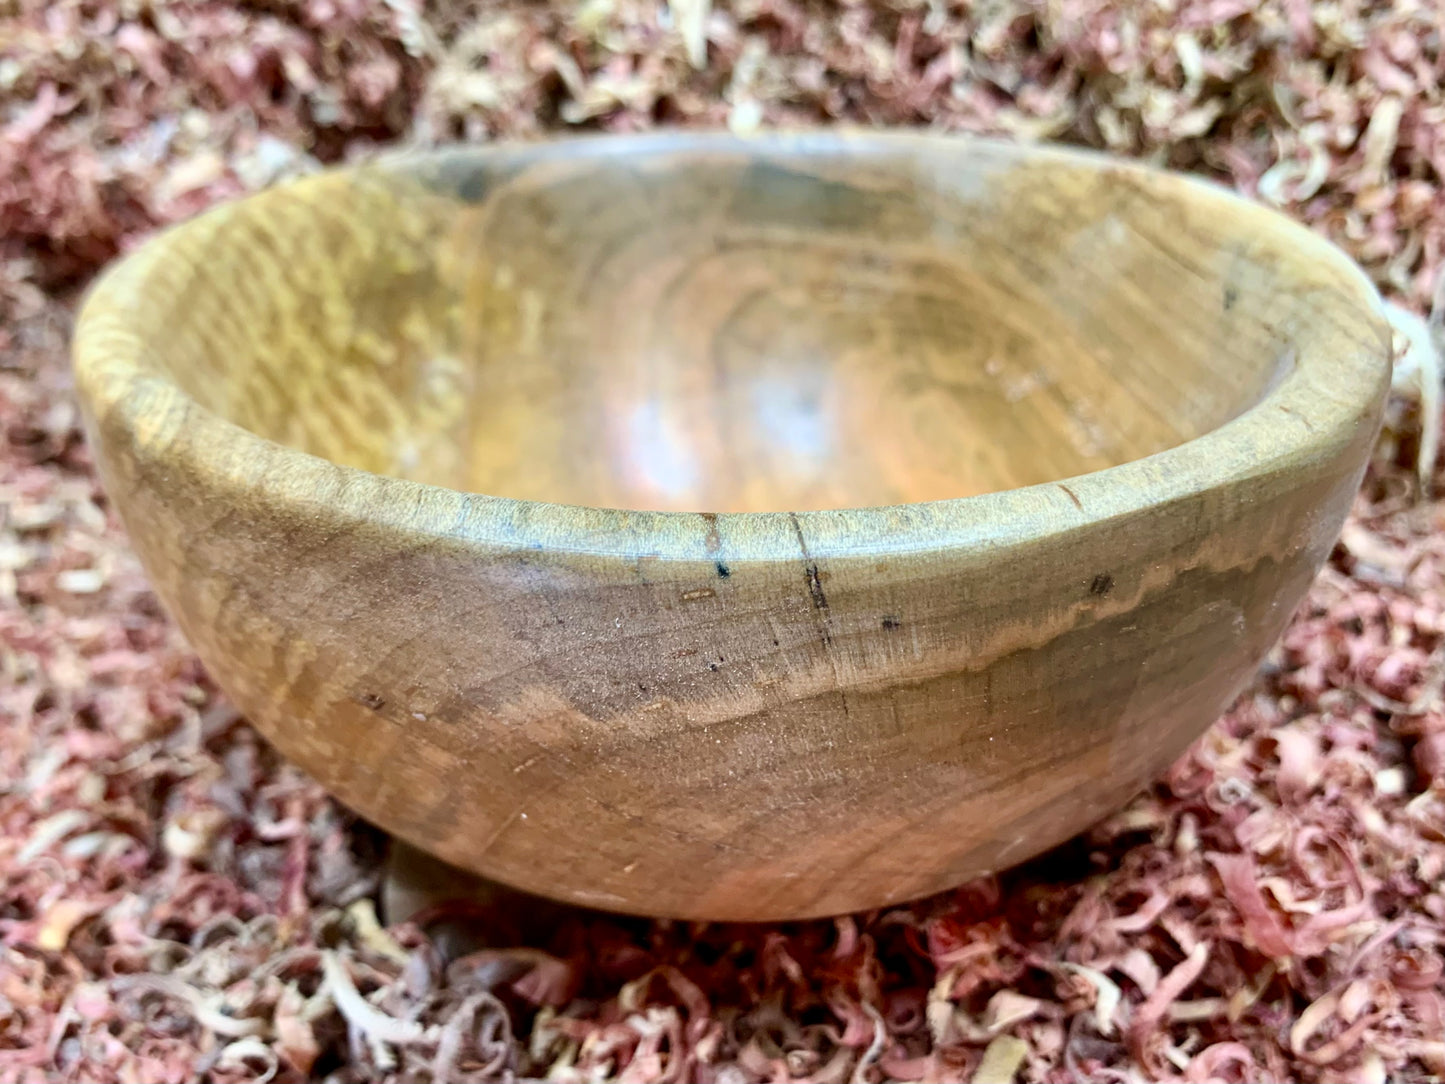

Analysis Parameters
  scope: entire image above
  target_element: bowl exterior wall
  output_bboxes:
[77,381,1379,920]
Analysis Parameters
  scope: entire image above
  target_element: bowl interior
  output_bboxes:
[137,138,1311,513]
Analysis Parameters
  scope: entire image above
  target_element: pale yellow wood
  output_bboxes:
[72,132,1391,921]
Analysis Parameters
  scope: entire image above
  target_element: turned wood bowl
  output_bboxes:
[72,132,1391,921]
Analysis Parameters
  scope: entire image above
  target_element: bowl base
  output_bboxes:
[380,840,578,960]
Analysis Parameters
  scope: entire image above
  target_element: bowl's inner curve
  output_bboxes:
[149,145,1298,513]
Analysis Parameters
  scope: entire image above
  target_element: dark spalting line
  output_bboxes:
[787,510,811,561]
[625,556,1296,819]
[1279,404,1316,433]
[686,554,1291,745]
[787,510,832,655]
[805,564,829,612]
[1057,483,1085,511]
[786,511,829,610]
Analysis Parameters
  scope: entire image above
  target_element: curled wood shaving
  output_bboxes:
[10,1,1445,1081]
[320,950,429,1048]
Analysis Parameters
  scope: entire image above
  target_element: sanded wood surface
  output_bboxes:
[73,132,1391,920]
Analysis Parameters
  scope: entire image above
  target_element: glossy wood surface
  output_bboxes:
[73,132,1391,920]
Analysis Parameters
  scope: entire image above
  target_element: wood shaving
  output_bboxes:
[6,1,1445,1081]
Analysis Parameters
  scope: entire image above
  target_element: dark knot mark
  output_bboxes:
[881,615,901,630]
[715,561,731,578]
[805,563,829,611]
[788,511,832,647]
[356,692,385,712]
[1090,572,1114,596]
[787,511,829,611]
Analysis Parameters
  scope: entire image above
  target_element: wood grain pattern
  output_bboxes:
[72,132,1391,920]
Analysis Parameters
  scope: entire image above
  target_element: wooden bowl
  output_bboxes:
[73,132,1391,921]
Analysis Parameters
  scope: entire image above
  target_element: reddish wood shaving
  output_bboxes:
[5,2,1445,1081]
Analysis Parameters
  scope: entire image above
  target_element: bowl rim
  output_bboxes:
[73,129,1393,565]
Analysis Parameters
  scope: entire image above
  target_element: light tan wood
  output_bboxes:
[72,132,1391,921]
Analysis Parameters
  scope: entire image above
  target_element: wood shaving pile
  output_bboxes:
[3,2,1444,1081]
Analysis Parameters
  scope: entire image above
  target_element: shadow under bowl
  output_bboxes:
[72,131,1391,921]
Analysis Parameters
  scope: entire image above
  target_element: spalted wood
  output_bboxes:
[72,132,1391,920]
